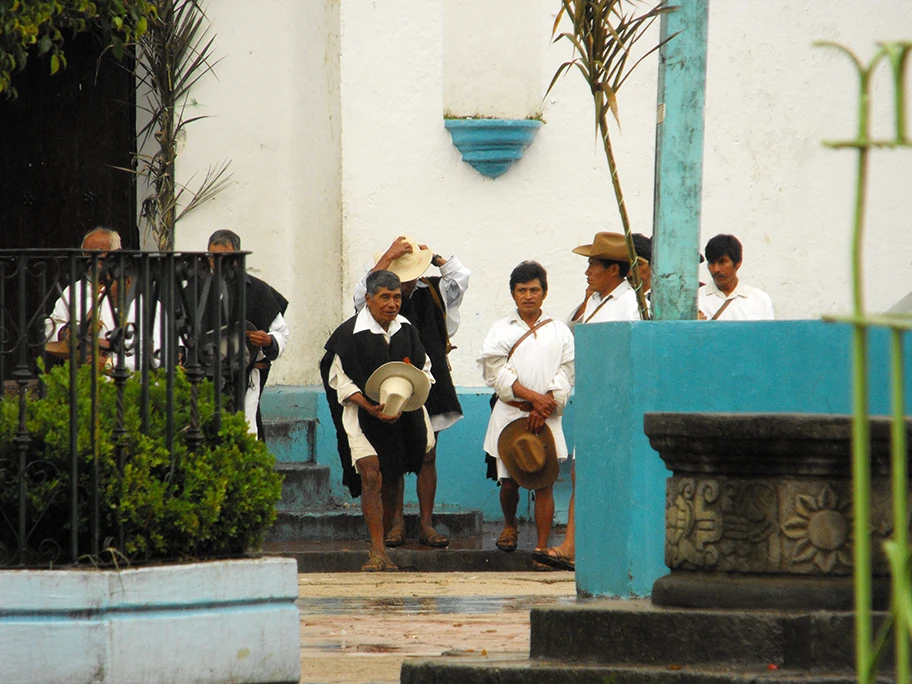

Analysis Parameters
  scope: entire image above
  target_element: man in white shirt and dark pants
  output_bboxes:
[698,234,775,321]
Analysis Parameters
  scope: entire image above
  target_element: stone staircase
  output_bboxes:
[261,417,542,573]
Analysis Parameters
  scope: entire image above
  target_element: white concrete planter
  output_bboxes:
[1,557,301,684]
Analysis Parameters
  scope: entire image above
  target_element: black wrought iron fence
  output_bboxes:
[0,250,250,567]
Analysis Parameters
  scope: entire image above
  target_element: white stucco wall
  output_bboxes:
[171,0,342,386]
[702,0,912,322]
[165,0,911,387]
[339,0,659,387]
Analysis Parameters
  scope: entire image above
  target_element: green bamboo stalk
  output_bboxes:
[850,136,873,684]
[596,100,650,320]
[889,327,910,683]
[548,0,676,322]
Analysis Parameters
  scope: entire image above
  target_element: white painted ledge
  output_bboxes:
[1,557,301,684]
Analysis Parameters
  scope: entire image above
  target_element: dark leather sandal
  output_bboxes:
[361,554,399,572]
[418,528,449,548]
[496,527,518,552]
[531,547,575,571]
[384,526,406,548]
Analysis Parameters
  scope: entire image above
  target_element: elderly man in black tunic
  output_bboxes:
[321,270,435,571]
[352,236,469,548]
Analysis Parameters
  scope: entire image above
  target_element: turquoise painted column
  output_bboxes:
[651,0,709,320]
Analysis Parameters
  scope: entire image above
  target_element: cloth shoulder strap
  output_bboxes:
[711,298,734,321]
[507,318,553,360]
[420,276,455,355]
[583,294,613,323]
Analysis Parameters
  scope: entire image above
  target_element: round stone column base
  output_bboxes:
[652,571,891,611]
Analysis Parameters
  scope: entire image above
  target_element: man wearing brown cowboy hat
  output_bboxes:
[569,231,641,326]
[352,236,470,549]
[322,269,436,571]
[533,232,641,571]
[478,261,574,561]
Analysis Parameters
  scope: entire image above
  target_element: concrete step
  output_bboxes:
[401,658,884,684]
[262,418,314,463]
[273,547,551,573]
[528,603,891,671]
[401,602,896,683]
[274,462,330,510]
[262,520,570,573]
[266,506,483,544]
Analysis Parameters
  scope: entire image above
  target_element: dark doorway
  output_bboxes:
[0,31,137,250]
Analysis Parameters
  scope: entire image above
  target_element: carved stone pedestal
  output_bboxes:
[645,412,910,610]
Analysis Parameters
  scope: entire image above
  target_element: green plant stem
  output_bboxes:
[890,327,910,684]
[597,110,650,320]
[850,101,873,684]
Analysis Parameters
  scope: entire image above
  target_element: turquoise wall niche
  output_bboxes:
[573,320,912,598]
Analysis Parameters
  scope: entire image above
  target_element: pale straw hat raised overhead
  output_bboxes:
[365,361,431,416]
[497,418,559,490]
[571,231,629,261]
[374,236,433,282]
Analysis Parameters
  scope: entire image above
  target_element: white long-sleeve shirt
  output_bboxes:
[45,281,163,370]
[478,310,575,477]
[352,255,471,337]
[244,311,290,437]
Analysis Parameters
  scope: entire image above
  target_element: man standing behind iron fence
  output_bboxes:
[44,227,121,347]
[321,269,436,572]
[207,230,289,441]
[351,235,470,549]
[478,261,574,565]
[44,228,162,371]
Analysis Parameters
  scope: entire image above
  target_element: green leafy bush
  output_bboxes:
[0,362,282,563]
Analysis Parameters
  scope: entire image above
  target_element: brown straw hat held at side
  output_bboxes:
[497,418,560,490]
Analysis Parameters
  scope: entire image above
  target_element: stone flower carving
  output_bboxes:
[782,486,852,572]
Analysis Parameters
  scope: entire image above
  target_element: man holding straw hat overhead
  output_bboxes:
[352,236,470,549]
[321,270,435,572]
[479,261,574,564]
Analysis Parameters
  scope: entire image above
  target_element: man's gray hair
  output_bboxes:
[82,227,121,250]
[366,270,401,296]
[208,229,241,251]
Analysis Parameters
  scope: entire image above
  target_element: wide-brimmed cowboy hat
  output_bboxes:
[365,360,431,416]
[571,232,629,261]
[497,418,559,490]
[374,236,433,283]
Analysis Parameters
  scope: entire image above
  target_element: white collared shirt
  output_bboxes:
[45,281,163,370]
[568,279,641,328]
[698,280,775,321]
[477,309,575,469]
[352,255,471,337]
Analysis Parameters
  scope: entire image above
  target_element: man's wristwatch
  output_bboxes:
[432,254,443,267]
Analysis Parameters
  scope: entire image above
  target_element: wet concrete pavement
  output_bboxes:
[296,571,581,684]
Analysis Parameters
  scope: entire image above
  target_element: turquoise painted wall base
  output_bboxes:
[261,386,574,525]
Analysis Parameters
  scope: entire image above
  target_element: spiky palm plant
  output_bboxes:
[132,0,231,250]
[547,0,677,320]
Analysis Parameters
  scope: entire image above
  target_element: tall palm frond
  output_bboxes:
[547,0,678,320]
[129,0,232,250]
